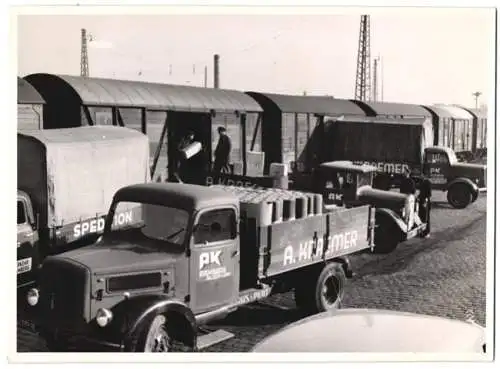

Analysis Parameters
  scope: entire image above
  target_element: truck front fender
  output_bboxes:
[109,294,197,351]
[447,177,478,193]
[447,177,479,199]
[375,208,407,237]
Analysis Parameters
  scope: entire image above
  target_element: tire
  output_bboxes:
[447,183,472,209]
[294,262,346,315]
[372,215,400,254]
[133,314,172,352]
[471,190,479,203]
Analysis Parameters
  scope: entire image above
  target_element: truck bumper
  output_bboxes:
[405,223,427,240]
[38,327,125,352]
[478,187,487,193]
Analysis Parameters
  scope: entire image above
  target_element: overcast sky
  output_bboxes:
[17,8,495,108]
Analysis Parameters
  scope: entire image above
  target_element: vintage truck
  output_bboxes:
[25,161,428,352]
[17,126,150,288]
[325,116,487,209]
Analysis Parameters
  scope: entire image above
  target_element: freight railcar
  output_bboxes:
[17,77,45,130]
[24,73,264,185]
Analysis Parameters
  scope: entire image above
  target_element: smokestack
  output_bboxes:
[214,54,220,89]
[204,66,207,88]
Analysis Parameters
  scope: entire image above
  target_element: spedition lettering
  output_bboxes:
[283,230,358,266]
[73,211,133,238]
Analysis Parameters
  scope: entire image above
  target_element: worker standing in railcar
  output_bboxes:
[175,131,195,183]
[213,126,232,174]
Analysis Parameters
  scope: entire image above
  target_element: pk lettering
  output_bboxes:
[199,250,222,269]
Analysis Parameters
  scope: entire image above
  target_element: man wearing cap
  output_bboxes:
[213,126,232,174]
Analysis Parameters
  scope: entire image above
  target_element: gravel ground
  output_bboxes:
[16,192,488,352]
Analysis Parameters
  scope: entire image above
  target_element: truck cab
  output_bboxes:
[422,147,486,209]
[17,190,40,288]
[314,161,378,209]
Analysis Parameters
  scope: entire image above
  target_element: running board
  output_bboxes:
[252,300,295,312]
[197,329,235,350]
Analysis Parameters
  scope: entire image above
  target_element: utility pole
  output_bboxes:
[372,56,379,102]
[81,28,89,77]
[204,66,208,88]
[354,15,372,101]
[380,56,384,102]
[472,91,482,109]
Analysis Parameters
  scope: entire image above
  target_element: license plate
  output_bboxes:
[17,257,32,274]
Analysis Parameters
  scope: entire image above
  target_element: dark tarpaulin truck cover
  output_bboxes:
[326,116,434,165]
[18,126,150,228]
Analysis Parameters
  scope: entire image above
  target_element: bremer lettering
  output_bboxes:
[353,161,410,175]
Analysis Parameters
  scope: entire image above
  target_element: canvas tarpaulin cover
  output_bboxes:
[327,116,434,164]
[18,126,150,228]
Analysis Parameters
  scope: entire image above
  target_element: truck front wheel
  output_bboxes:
[447,183,472,209]
[294,262,346,315]
[134,314,172,352]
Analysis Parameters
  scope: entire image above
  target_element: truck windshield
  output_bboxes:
[112,201,190,246]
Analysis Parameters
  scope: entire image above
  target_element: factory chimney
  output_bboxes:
[214,54,220,89]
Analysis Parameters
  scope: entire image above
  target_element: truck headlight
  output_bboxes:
[96,308,113,327]
[26,288,39,306]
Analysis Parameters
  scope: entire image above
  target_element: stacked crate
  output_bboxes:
[211,185,324,226]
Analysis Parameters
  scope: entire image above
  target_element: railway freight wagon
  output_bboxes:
[245,92,367,188]
[430,104,475,159]
[24,73,264,184]
[17,126,150,288]
[459,106,488,161]
[18,77,45,130]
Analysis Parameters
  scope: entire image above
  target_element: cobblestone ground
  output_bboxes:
[16,192,488,352]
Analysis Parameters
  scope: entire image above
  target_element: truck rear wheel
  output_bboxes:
[294,262,346,315]
[447,183,472,209]
[372,215,400,254]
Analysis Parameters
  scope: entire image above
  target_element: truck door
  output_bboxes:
[189,207,240,314]
[17,197,38,287]
[423,150,449,189]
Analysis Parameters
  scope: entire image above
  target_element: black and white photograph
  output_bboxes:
[7,2,496,364]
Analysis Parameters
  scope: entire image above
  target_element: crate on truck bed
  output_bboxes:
[17,126,150,288]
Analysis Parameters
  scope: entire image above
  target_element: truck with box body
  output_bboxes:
[26,161,429,351]
[325,116,487,209]
[17,126,150,288]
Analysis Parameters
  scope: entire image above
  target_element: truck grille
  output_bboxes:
[38,257,91,325]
